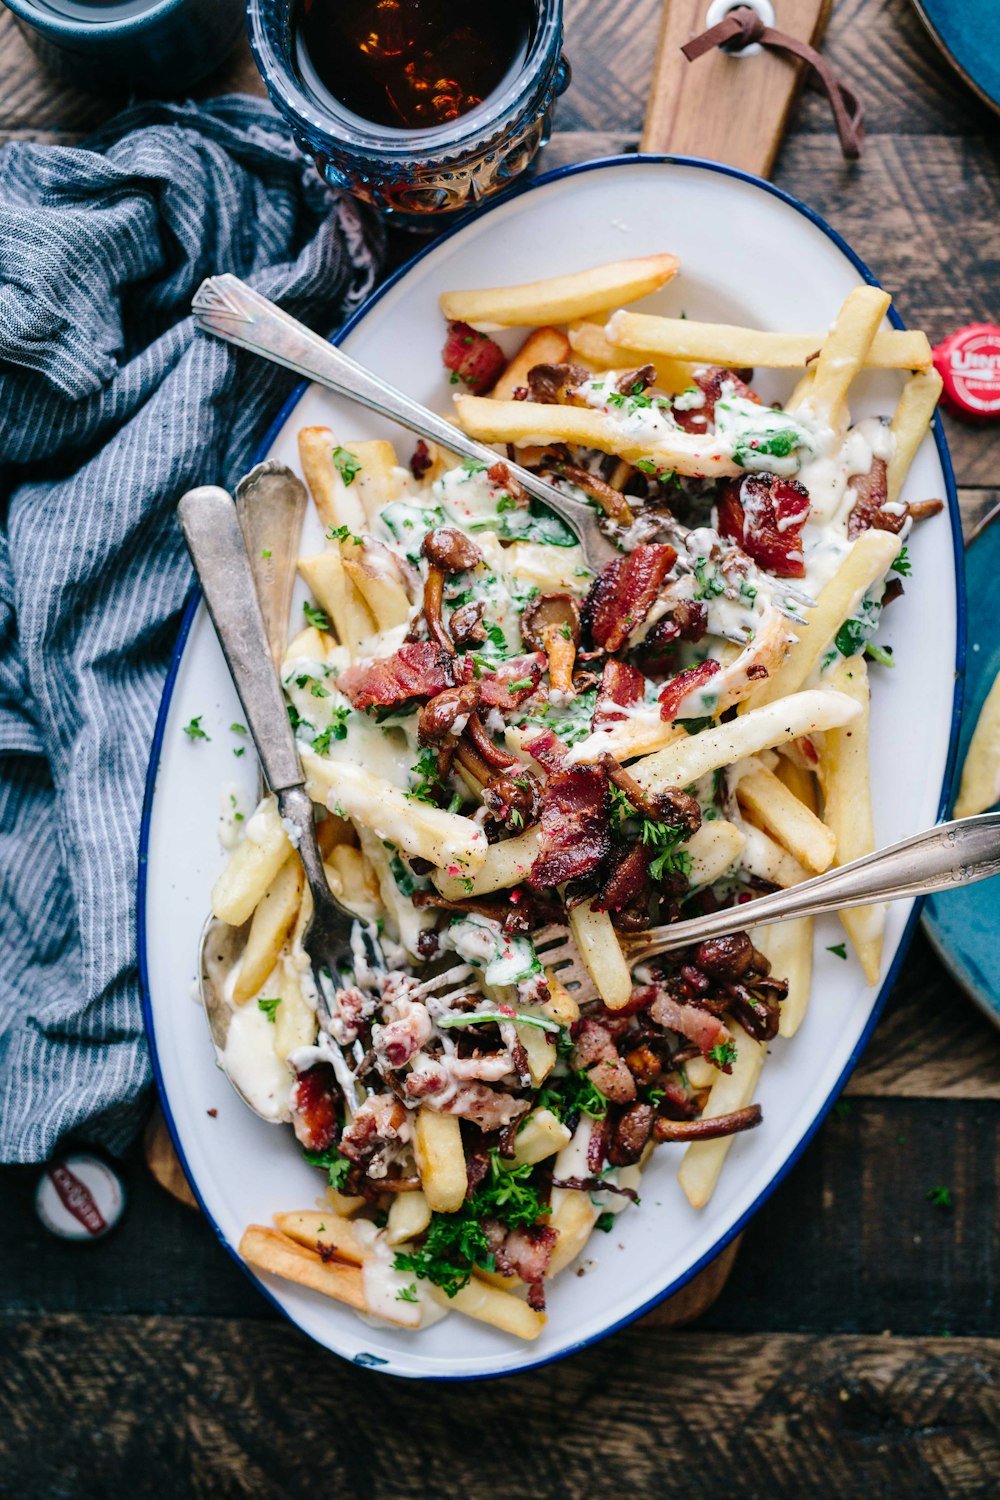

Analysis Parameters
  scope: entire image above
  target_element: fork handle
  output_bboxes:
[628,813,1000,959]
[179,485,305,796]
[191,274,617,569]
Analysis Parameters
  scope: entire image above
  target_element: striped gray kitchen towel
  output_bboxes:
[0,96,383,1161]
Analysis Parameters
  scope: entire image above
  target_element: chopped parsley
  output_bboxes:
[303,1143,352,1190]
[230,723,247,736]
[834,618,867,658]
[406,745,448,805]
[332,446,362,486]
[311,706,351,754]
[536,1069,609,1124]
[182,715,210,742]
[261,548,272,559]
[506,676,534,694]
[865,642,895,668]
[257,996,281,1022]
[594,1211,616,1233]
[676,715,715,735]
[303,601,331,631]
[892,546,911,577]
[393,1151,549,1297]
[327,523,365,546]
[396,1284,420,1304]
[826,942,848,960]
[733,427,799,469]
[692,556,726,600]
[709,1039,738,1071]
[461,458,488,474]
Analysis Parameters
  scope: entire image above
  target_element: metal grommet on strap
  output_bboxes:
[704,0,775,58]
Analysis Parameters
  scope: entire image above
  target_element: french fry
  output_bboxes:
[324,844,384,925]
[302,753,488,873]
[239,1225,376,1316]
[755,917,814,1038]
[603,309,931,372]
[567,319,693,392]
[339,439,403,526]
[297,427,368,534]
[274,1210,368,1265]
[954,667,1000,817]
[632,690,861,795]
[211,796,292,927]
[541,970,580,1027]
[886,368,944,505]
[326,1186,366,1217]
[454,394,741,478]
[514,1021,557,1087]
[386,1190,432,1247]
[414,1107,467,1212]
[684,1056,718,1090]
[297,549,376,660]
[687,818,746,887]
[272,960,317,1063]
[428,1276,546,1340]
[500,541,591,593]
[547,1192,599,1279]
[284,624,333,666]
[739,824,810,889]
[569,899,632,1010]
[791,286,891,425]
[736,765,837,872]
[232,855,305,1003]
[773,752,819,811]
[432,825,539,899]
[746,530,902,707]
[341,536,412,631]
[492,326,571,400]
[440,254,679,328]
[820,656,883,983]
[677,1022,765,1208]
[510,1109,572,1167]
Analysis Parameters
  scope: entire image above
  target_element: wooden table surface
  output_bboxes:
[1,1,998,1495]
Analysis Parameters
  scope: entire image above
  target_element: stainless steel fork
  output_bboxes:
[179,484,382,1043]
[421,813,1000,1007]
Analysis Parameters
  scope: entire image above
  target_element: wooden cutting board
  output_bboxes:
[642,0,833,177]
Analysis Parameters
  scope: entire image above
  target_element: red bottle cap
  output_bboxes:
[933,323,1000,422]
[35,1153,126,1241]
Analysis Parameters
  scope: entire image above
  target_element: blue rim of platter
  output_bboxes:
[137,153,966,1380]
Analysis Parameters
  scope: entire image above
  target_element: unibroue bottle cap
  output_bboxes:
[933,323,1000,422]
[35,1153,126,1241]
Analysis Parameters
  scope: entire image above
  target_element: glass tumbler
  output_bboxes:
[247,0,569,222]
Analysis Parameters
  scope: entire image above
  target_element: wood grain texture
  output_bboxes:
[0,1315,997,1499]
[641,0,832,173]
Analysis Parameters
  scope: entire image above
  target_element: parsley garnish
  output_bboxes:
[406,745,448,805]
[692,557,725,600]
[311,706,351,754]
[506,676,534,694]
[461,458,488,474]
[536,1069,609,1124]
[826,942,848,960]
[595,1211,616,1233]
[865,642,895,668]
[261,548,272,560]
[834,618,867,658]
[182,716,210,742]
[303,601,331,631]
[892,546,911,576]
[332,446,362,486]
[230,723,247,736]
[393,1151,549,1297]
[327,523,365,546]
[396,1284,419,1304]
[257,996,281,1022]
[303,1144,352,1190]
[709,1039,737,1071]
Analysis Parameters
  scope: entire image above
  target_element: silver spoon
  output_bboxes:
[191,273,620,570]
[194,460,306,1118]
[180,481,376,1120]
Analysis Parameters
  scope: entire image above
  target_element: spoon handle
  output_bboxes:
[191,273,618,569]
[178,485,304,797]
[628,812,1000,958]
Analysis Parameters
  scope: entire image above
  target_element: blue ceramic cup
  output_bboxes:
[4,0,245,93]
[247,0,569,221]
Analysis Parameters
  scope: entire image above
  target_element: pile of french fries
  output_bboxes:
[205,253,943,1340]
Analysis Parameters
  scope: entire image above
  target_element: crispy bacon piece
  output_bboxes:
[635,598,708,678]
[593,659,645,729]
[338,643,455,711]
[717,472,811,578]
[528,765,610,888]
[487,1221,558,1309]
[486,460,529,506]
[523,729,568,773]
[671,366,761,434]
[443,321,505,394]
[586,1057,637,1103]
[653,1105,762,1142]
[437,1084,530,1131]
[658,658,721,722]
[571,1017,619,1069]
[644,986,736,1064]
[290,1063,340,1152]
[462,652,545,710]
[583,544,678,652]
[596,843,653,916]
[339,1094,409,1163]
[410,439,433,479]
[610,1102,655,1166]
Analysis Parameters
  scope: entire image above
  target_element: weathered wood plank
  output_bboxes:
[0,1315,996,1498]
[2,1093,996,1329]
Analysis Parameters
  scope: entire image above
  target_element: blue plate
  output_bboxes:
[911,1,1000,116]
[923,503,1000,1027]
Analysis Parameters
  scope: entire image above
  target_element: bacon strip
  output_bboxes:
[658,658,721,722]
[583,544,678,653]
[528,765,610,887]
[593,659,646,729]
[338,643,455,711]
[644,986,735,1064]
[523,729,568,773]
[290,1063,340,1152]
[717,473,811,579]
[462,652,545,710]
[671,366,761,434]
[442,321,506,394]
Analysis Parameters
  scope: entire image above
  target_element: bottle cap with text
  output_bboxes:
[35,1153,126,1241]
[933,323,1000,422]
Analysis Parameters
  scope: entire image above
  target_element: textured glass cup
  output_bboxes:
[247,0,568,221]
